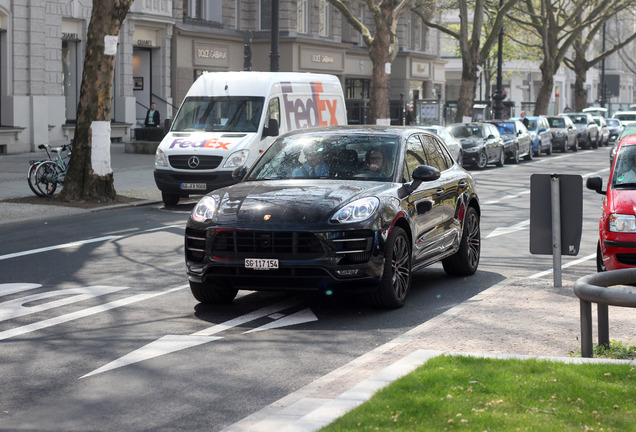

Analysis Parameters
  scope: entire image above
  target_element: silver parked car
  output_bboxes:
[419,125,463,167]
[546,115,578,152]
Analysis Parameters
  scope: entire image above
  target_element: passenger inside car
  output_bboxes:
[292,143,329,178]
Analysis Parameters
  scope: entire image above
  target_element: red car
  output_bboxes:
[587,134,636,271]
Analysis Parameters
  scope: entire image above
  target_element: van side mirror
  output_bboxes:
[263,118,279,137]
[586,175,605,195]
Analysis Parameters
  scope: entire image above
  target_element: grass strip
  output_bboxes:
[320,355,635,431]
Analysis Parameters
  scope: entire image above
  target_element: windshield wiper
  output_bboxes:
[613,182,636,188]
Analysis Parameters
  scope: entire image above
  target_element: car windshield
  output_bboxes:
[548,118,565,128]
[615,114,636,122]
[247,132,400,181]
[494,122,514,135]
[569,115,587,124]
[527,120,539,130]
[171,96,265,132]
[448,125,482,138]
[612,145,636,187]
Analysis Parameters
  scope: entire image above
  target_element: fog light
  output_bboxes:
[336,269,361,276]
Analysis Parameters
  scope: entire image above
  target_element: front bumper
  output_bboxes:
[185,226,387,294]
[154,169,237,196]
[600,233,636,270]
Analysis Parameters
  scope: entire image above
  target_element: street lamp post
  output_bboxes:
[492,0,505,119]
[270,0,280,72]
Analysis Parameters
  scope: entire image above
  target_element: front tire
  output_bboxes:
[443,206,480,276]
[370,227,411,308]
[476,150,488,169]
[495,147,505,167]
[34,161,58,197]
[162,192,180,207]
[596,241,606,272]
[28,162,45,197]
[189,281,238,304]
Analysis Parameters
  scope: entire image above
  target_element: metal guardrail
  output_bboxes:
[573,269,636,357]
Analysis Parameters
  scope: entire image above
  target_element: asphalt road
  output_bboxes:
[0,144,610,431]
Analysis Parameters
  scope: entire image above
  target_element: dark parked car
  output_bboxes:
[562,112,599,149]
[546,115,578,152]
[606,118,624,143]
[447,123,505,169]
[485,120,533,163]
[185,126,481,308]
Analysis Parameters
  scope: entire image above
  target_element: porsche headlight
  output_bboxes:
[331,197,380,223]
[609,214,636,233]
[191,196,218,222]
[155,148,168,167]
[224,149,249,168]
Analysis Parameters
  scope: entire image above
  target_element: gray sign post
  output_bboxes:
[530,174,583,287]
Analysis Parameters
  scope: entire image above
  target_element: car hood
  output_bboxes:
[459,138,484,148]
[207,180,395,226]
[608,188,636,216]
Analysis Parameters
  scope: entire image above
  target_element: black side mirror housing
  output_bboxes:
[586,175,605,195]
[232,165,248,181]
[263,118,279,137]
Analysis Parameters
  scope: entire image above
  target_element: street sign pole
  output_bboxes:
[550,175,562,287]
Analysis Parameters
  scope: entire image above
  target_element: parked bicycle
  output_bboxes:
[29,143,72,197]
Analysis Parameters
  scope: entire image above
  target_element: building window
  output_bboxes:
[260,0,271,31]
[346,78,370,99]
[319,0,329,37]
[186,0,222,23]
[297,0,308,33]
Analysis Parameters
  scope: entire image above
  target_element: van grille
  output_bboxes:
[169,155,223,170]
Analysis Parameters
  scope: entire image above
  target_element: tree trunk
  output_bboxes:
[573,61,589,112]
[368,39,391,124]
[60,0,133,202]
[456,57,478,122]
[534,57,555,115]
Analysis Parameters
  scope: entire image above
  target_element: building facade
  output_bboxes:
[0,0,446,155]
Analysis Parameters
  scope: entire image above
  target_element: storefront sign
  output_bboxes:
[137,39,154,47]
[194,42,229,67]
[411,61,430,78]
[300,47,343,72]
[62,32,80,41]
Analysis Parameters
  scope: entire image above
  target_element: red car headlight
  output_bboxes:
[609,214,636,232]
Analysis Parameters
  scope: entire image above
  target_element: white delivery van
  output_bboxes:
[154,71,347,206]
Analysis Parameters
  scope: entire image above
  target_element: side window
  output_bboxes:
[266,97,280,133]
[403,134,426,182]
[420,134,450,171]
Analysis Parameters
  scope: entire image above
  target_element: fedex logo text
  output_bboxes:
[169,138,232,150]
[282,81,340,130]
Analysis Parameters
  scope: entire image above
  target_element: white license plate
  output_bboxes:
[245,258,279,270]
[181,183,206,190]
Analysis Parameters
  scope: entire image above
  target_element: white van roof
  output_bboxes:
[185,71,343,98]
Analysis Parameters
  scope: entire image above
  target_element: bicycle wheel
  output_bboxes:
[34,161,59,197]
[27,161,46,197]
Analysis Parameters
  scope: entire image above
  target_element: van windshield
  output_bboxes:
[171,96,265,133]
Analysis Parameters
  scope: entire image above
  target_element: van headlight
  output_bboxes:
[609,214,636,232]
[191,196,218,222]
[155,148,168,167]
[224,150,249,168]
[331,197,379,223]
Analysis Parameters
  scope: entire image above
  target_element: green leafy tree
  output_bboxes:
[60,0,134,202]
[328,0,416,124]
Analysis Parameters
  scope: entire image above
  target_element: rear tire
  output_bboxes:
[370,227,411,309]
[511,145,520,164]
[162,192,180,207]
[189,281,238,304]
[443,206,480,276]
[34,161,58,197]
[27,162,45,197]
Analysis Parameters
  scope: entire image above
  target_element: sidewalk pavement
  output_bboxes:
[2,145,635,432]
[0,143,162,224]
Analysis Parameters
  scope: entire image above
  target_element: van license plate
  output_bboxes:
[245,258,279,270]
[181,183,206,190]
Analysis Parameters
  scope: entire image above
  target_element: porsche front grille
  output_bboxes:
[212,231,324,259]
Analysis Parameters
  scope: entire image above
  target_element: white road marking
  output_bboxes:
[0,224,184,261]
[529,253,596,278]
[482,190,530,206]
[0,285,129,321]
[0,283,41,297]
[0,285,186,341]
[81,296,306,379]
[485,219,530,238]
[244,308,318,333]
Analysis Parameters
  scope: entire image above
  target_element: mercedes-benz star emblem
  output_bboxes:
[188,156,200,168]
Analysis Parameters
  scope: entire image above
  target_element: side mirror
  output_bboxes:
[487,134,495,140]
[232,165,248,181]
[263,118,279,137]
[540,127,546,132]
[586,175,605,195]
[409,165,441,191]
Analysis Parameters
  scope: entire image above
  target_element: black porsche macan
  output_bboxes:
[185,126,481,308]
